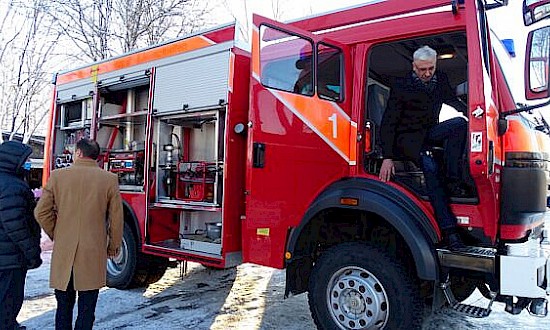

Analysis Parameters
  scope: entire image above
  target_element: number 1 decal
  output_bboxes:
[328,113,337,139]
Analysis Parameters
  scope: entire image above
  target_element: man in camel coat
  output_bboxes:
[35,138,123,330]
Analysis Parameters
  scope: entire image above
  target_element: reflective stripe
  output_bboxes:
[228,52,235,93]
[271,89,357,164]
[58,36,216,85]
[252,27,261,78]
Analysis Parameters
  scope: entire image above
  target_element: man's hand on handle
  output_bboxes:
[379,159,395,182]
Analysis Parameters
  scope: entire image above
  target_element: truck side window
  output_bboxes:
[259,25,314,96]
[317,43,343,102]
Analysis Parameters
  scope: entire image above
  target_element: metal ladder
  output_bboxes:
[439,277,496,318]
[436,246,498,318]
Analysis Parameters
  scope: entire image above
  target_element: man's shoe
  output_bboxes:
[447,232,466,251]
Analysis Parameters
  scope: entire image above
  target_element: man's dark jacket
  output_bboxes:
[380,72,466,162]
[0,141,42,270]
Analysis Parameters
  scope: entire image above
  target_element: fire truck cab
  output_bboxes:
[44,0,550,328]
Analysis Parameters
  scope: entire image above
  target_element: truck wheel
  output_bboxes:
[308,242,422,329]
[107,223,147,289]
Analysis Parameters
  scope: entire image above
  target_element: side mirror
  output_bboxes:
[523,0,550,26]
[525,26,550,100]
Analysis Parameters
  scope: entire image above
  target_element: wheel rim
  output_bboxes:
[107,238,128,277]
[326,266,389,329]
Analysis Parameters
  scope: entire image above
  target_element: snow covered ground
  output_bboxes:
[18,245,550,330]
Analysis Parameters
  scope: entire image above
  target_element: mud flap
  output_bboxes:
[285,256,313,298]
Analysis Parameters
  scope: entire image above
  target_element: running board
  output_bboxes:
[440,278,496,318]
[437,246,496,273]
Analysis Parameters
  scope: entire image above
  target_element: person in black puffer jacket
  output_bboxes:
[0,141,42,330]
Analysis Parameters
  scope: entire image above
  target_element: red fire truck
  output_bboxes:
[44,0,550,328]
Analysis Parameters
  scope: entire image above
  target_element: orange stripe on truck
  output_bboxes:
[57,36,215,85]
[228,52,235,92]
[272,90,357,164]
[252,27,260,79]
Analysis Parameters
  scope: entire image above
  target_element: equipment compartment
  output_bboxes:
[154,109,225,206]
[179,210,222,255]
[96,84,150,191]
[52,99,93,169]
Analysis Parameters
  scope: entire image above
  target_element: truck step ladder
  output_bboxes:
[440,277,497,318]
[436,246,498,318]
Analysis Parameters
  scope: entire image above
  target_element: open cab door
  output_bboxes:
[244,14,353,268]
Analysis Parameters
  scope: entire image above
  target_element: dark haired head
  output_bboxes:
[76,138,100,160]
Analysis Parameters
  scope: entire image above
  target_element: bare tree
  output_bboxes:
[0,0,61,143]
[112,0,217,52]
[41,0,114,62]
[222,0,309,44]
[44,0,216,62]
[222,0,249,43]
[271,0,290,20]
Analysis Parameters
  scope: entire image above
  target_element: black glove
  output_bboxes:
[27,256,42,270]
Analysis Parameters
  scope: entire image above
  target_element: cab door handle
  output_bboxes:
[253,142,265,168]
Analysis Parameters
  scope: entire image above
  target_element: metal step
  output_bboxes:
[439,277,496,319]
[438,245,496,256]
[452,303,491,318]
[437,246,496,273]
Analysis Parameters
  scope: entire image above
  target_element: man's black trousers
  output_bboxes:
[420,117,467,231]
[0,268,27,330]
[55,274,99,330]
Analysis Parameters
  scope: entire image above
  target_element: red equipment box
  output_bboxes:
[108,151,144,173]
[176,161,217,202]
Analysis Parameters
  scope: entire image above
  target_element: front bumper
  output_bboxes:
[500,226,550,298]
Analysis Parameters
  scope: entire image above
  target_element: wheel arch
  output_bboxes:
[107,201,147,289]
[285,178,439,296]
[121,200,142,247]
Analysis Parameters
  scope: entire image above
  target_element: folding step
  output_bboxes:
[452,303,491,318]
[439,277,496,319]
[437,246,496,273]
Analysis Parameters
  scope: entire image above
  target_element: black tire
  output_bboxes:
[107,222,147,289]
[144,256,169,285]
[107,222,170,288]
[450,274,478,302]
[308,242,423,329]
